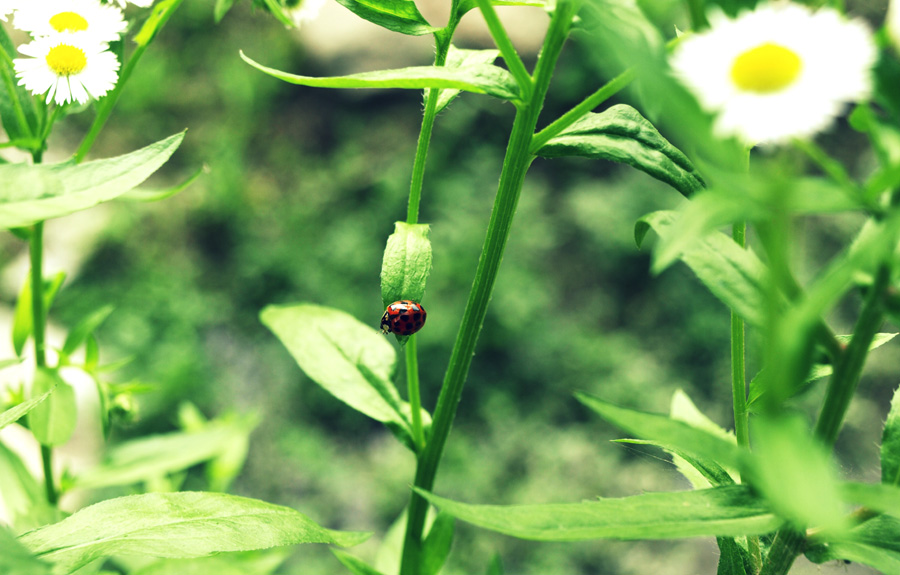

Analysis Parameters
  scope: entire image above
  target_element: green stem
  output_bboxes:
[475,0,533,98]
[759,529,805,575]
[530,67,634,154]
[814,265,889,445]
[731,221,749,449]
[406,335,425,451]
[398,4,575,574]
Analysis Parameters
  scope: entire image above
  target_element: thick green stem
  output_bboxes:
[814,265,889,445]
[398,5,574,574]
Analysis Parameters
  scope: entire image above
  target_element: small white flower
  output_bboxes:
[109,0,153,8]
[14,0,127,43]
[14,36,120,105]
[670,3,877,145]
[284,0,325,27]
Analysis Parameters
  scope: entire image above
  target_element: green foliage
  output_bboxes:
[427,47,501,114]
[536,104,705,197]
[18,492,370,574]
[239,52,521,103]
[27,368,76,447]
[0,388,55,431]
[883,385,900,485]
[418,485,780,541]
[381,222,433,309]
[13,272,65,357]
[0,527,51,575]
[0,133,185,229]
[332,0,439,35]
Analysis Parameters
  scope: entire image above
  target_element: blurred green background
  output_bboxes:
[2,0,896,573]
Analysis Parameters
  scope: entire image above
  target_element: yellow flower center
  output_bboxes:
[45,44,87,76]
[730,42,802,93]
[49,11,89,32]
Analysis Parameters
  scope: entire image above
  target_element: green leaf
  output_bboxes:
[28,368,76,447]
[422,512,455,575]
[13,272,66,357]
[485,553,503,575]
[133,0,185,46]
[0,132,185,229]
[635,211,768,327]
[240,52,520,102]
[132,552,292,575]
[807,515,900,573]
[0,526,51,575]
[840,481,900,516]
[426,46,501,114]
[214,0,238,21]
[749,415,846,535]
[61,305,115,357]
[332,0,438,35]
[0,26,39,146]
[536,105,705,198]
[332,550,387,575]
[381,222,432,309]
[19,492,370,575]
[0,388,55,431]
[0,441,54,532]
[883,385,900,485]
[261,304,415,438]
[418,485,780,541]
[716,536,750,575]
[70,419,255,490]
[117,164,205,202]
[455,0,546,18]
[576,392,745,470]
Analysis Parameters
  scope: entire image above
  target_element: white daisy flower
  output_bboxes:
[14,36,120,105]
[284,0,326,27]
[670,3,877,145]
[14,0,127,43]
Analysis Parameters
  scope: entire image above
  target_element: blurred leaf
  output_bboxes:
[70,419,255,490]
[578,0,662,74]
[132,553,290,575]
[841,481,900,516]
[635,211,767,326]
[13,272,66,357]
[716,536,750,575]
[0,133,185,229]
[61,305,115,357]
[422,512,454,575]
[0,388,55,431]
[750,415,846,535]
[536,104,705,197]
[0,26,39,146]
[205,414,259,493]
[133,0,185,46]
[18,492,371,574]
[0,441,50,532]
[883,385,900,485]
[417,485,780,540]
[261,304,417,439]
[240,52,520,102]
[28,368,76,447]
[807,515,900,573]
[332,0,438,35]
[381,222,432,309]
[455,0,546,17]
[117,164,205,202]
[427,46,500,114]
[485,554,503,575]
[214,0,238,21]
[576,392,745,470]
[332,550,387,575]
[0,527,51,575]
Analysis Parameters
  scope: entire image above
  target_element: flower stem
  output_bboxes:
[398,3,575,573]
[406,335,425,452]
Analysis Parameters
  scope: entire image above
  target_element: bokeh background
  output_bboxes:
[0,0,896,572]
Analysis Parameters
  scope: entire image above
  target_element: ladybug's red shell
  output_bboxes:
[381,300,427,336]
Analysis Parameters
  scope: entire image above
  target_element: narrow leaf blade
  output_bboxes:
[333,0,438,35]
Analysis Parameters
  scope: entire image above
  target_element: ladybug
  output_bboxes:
[381,300,427,336]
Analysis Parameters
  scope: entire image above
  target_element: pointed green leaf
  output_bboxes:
[576,392,745,470]
[28,368,76,447]
[635,211,768,327]
[381,222,432,309]
[883,385,900,485]
[716,536,750,575]
[0,527,51,575]
[426,46,501,114]
[417,485,780,541]
[0,132,185,229]
[0,388,55,431]
[331,550,387,575]
[18,492,371,574]
[422,512,455,575]
[536,105,705,197]
[332,0,438,35]
[62,305,115,356]
[214,0,238,21]
[807,515,900,573]
[750,415,846,535]
[261,304,414,436]
[841,481,900,516]
[118,164,205,202]
[70,419,255,490]
[133,0,185,46]
[240,52,520,102]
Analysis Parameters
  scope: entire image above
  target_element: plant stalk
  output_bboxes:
[406,334,425,452]
[398,3,575,573]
